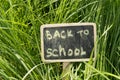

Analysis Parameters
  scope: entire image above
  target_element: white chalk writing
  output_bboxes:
[46,45,86,58]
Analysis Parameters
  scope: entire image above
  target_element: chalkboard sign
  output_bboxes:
[41,23,96,62]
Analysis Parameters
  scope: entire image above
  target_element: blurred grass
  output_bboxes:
[0,0,120,80]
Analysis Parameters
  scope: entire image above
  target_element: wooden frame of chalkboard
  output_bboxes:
[41,23,96,63]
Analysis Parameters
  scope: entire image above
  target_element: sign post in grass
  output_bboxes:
[40,23,96,79]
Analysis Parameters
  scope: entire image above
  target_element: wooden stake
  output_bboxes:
[62,62,71,80]
[63,62,70,70]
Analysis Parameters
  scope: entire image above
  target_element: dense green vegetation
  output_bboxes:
[0,0,120,80]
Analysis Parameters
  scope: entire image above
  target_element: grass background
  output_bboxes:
[0,0,120,80]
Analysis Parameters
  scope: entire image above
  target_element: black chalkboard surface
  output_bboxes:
[41,23,96,62]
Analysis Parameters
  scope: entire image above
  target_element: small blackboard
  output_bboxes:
[41,23,96,62]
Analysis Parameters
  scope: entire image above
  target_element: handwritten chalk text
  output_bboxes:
[45,29,89,40]
[46,45,86,58]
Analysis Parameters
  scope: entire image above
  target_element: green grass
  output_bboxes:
[0,0,120,80]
